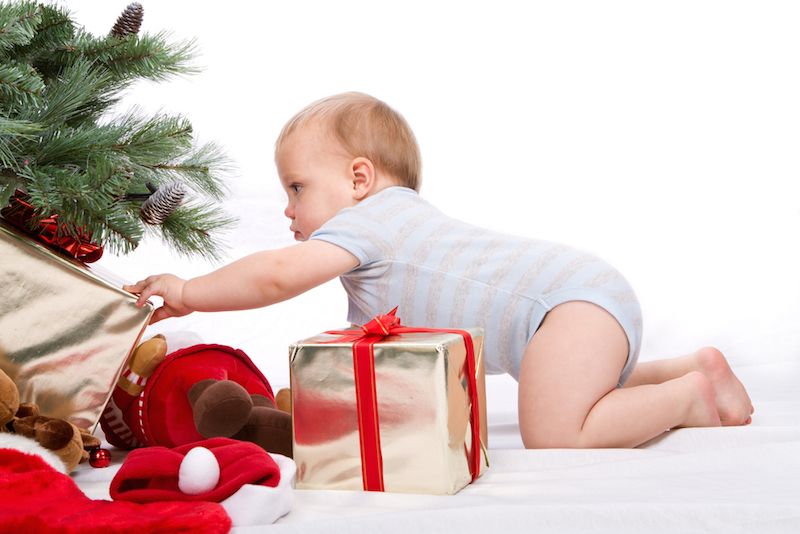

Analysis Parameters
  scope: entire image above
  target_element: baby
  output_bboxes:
[125,92,753,449]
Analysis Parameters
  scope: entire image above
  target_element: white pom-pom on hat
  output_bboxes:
[178,446,220,495]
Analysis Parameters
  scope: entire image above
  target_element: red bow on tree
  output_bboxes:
[1,190,103,263]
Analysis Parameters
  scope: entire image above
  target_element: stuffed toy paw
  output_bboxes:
[0,368,96,472]
[188,379,292,457]
[0,366,19,427]
[275,387,292,413]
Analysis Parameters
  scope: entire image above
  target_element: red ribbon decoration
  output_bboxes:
[325,307,482,492]
[1,190,103,263]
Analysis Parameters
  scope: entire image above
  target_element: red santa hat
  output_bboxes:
[111,437,295,526]
[0,435,231,534]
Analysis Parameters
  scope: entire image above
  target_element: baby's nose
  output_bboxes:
[284,204,294,219]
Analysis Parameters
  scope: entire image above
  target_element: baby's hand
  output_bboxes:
[123,274,193,324]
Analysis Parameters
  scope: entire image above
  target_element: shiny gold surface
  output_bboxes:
[0,221,153,430]
[290,329,488,494]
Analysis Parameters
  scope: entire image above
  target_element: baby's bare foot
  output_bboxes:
[681,371,721,428]
[695,346,754,426]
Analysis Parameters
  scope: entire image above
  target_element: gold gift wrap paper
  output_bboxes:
[0,221,153,430]
[290,328,488,494]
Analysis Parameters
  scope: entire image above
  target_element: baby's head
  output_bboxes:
[275,92,420,241]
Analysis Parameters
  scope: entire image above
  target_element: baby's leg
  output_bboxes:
[624,348,754,426]
[518,301,720,449]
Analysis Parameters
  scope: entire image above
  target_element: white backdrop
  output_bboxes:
[63,0,800,388]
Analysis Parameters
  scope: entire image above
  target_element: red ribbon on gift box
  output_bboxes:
[1,190,103,263]
[325,307,482,492]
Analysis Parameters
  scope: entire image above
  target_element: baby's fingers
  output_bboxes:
[123,275,161,306]
[136,280,161,307]
[123,279,148,294]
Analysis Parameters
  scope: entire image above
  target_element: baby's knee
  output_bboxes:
[696,346,727,368]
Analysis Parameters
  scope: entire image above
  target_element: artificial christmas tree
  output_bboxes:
[0,1,235,431]
[0,0,234,260]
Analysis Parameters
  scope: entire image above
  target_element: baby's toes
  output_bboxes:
[719,404,753,426]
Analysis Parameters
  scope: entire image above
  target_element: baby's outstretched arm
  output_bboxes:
[124,240,358,324]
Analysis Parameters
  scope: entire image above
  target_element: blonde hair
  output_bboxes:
[275,92,422,191]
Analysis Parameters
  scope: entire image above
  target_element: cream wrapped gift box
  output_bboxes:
[0,220,153,430]
[289,309,488,495]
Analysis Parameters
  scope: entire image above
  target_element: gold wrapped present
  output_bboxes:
[289,309,488,495]
[0,220,153,430]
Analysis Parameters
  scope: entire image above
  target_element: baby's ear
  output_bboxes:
[350,157,376,199]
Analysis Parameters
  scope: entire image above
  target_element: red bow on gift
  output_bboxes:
[1,190,103,263]
[326,307,482,492]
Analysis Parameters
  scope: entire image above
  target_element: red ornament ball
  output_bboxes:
[89,448,111,468]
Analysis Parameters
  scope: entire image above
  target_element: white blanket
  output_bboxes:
[73,361,800,533]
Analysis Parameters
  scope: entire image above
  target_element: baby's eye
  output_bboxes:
[290,184,302,194]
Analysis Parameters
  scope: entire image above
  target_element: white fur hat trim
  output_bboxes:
[221,453,296,526]
[0,433,67,473]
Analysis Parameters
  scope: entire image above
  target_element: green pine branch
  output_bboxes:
[34,123,124,168]
[114,111,193,165]
[103,32,199,82]
[0,1,41,51]
[31,110,193,171]
[0,59,43,106]
[0,166,21,206]
[0,1,235,260]
[22,162,142,252]
[0,114,39,168]
[139,141,232,200]
[52,30,198,84]
[28,58,115,126]
[156,200,235,262]
[12,4,73,63]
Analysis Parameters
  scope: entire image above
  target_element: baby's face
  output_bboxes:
[276,126,357,242]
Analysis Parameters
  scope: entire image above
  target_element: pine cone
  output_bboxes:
[140,182,186,225]
[110,3,144,38]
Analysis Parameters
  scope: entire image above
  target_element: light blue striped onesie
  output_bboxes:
[310,186,642,385]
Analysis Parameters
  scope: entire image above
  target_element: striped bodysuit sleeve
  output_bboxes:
[308,201,392,267]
